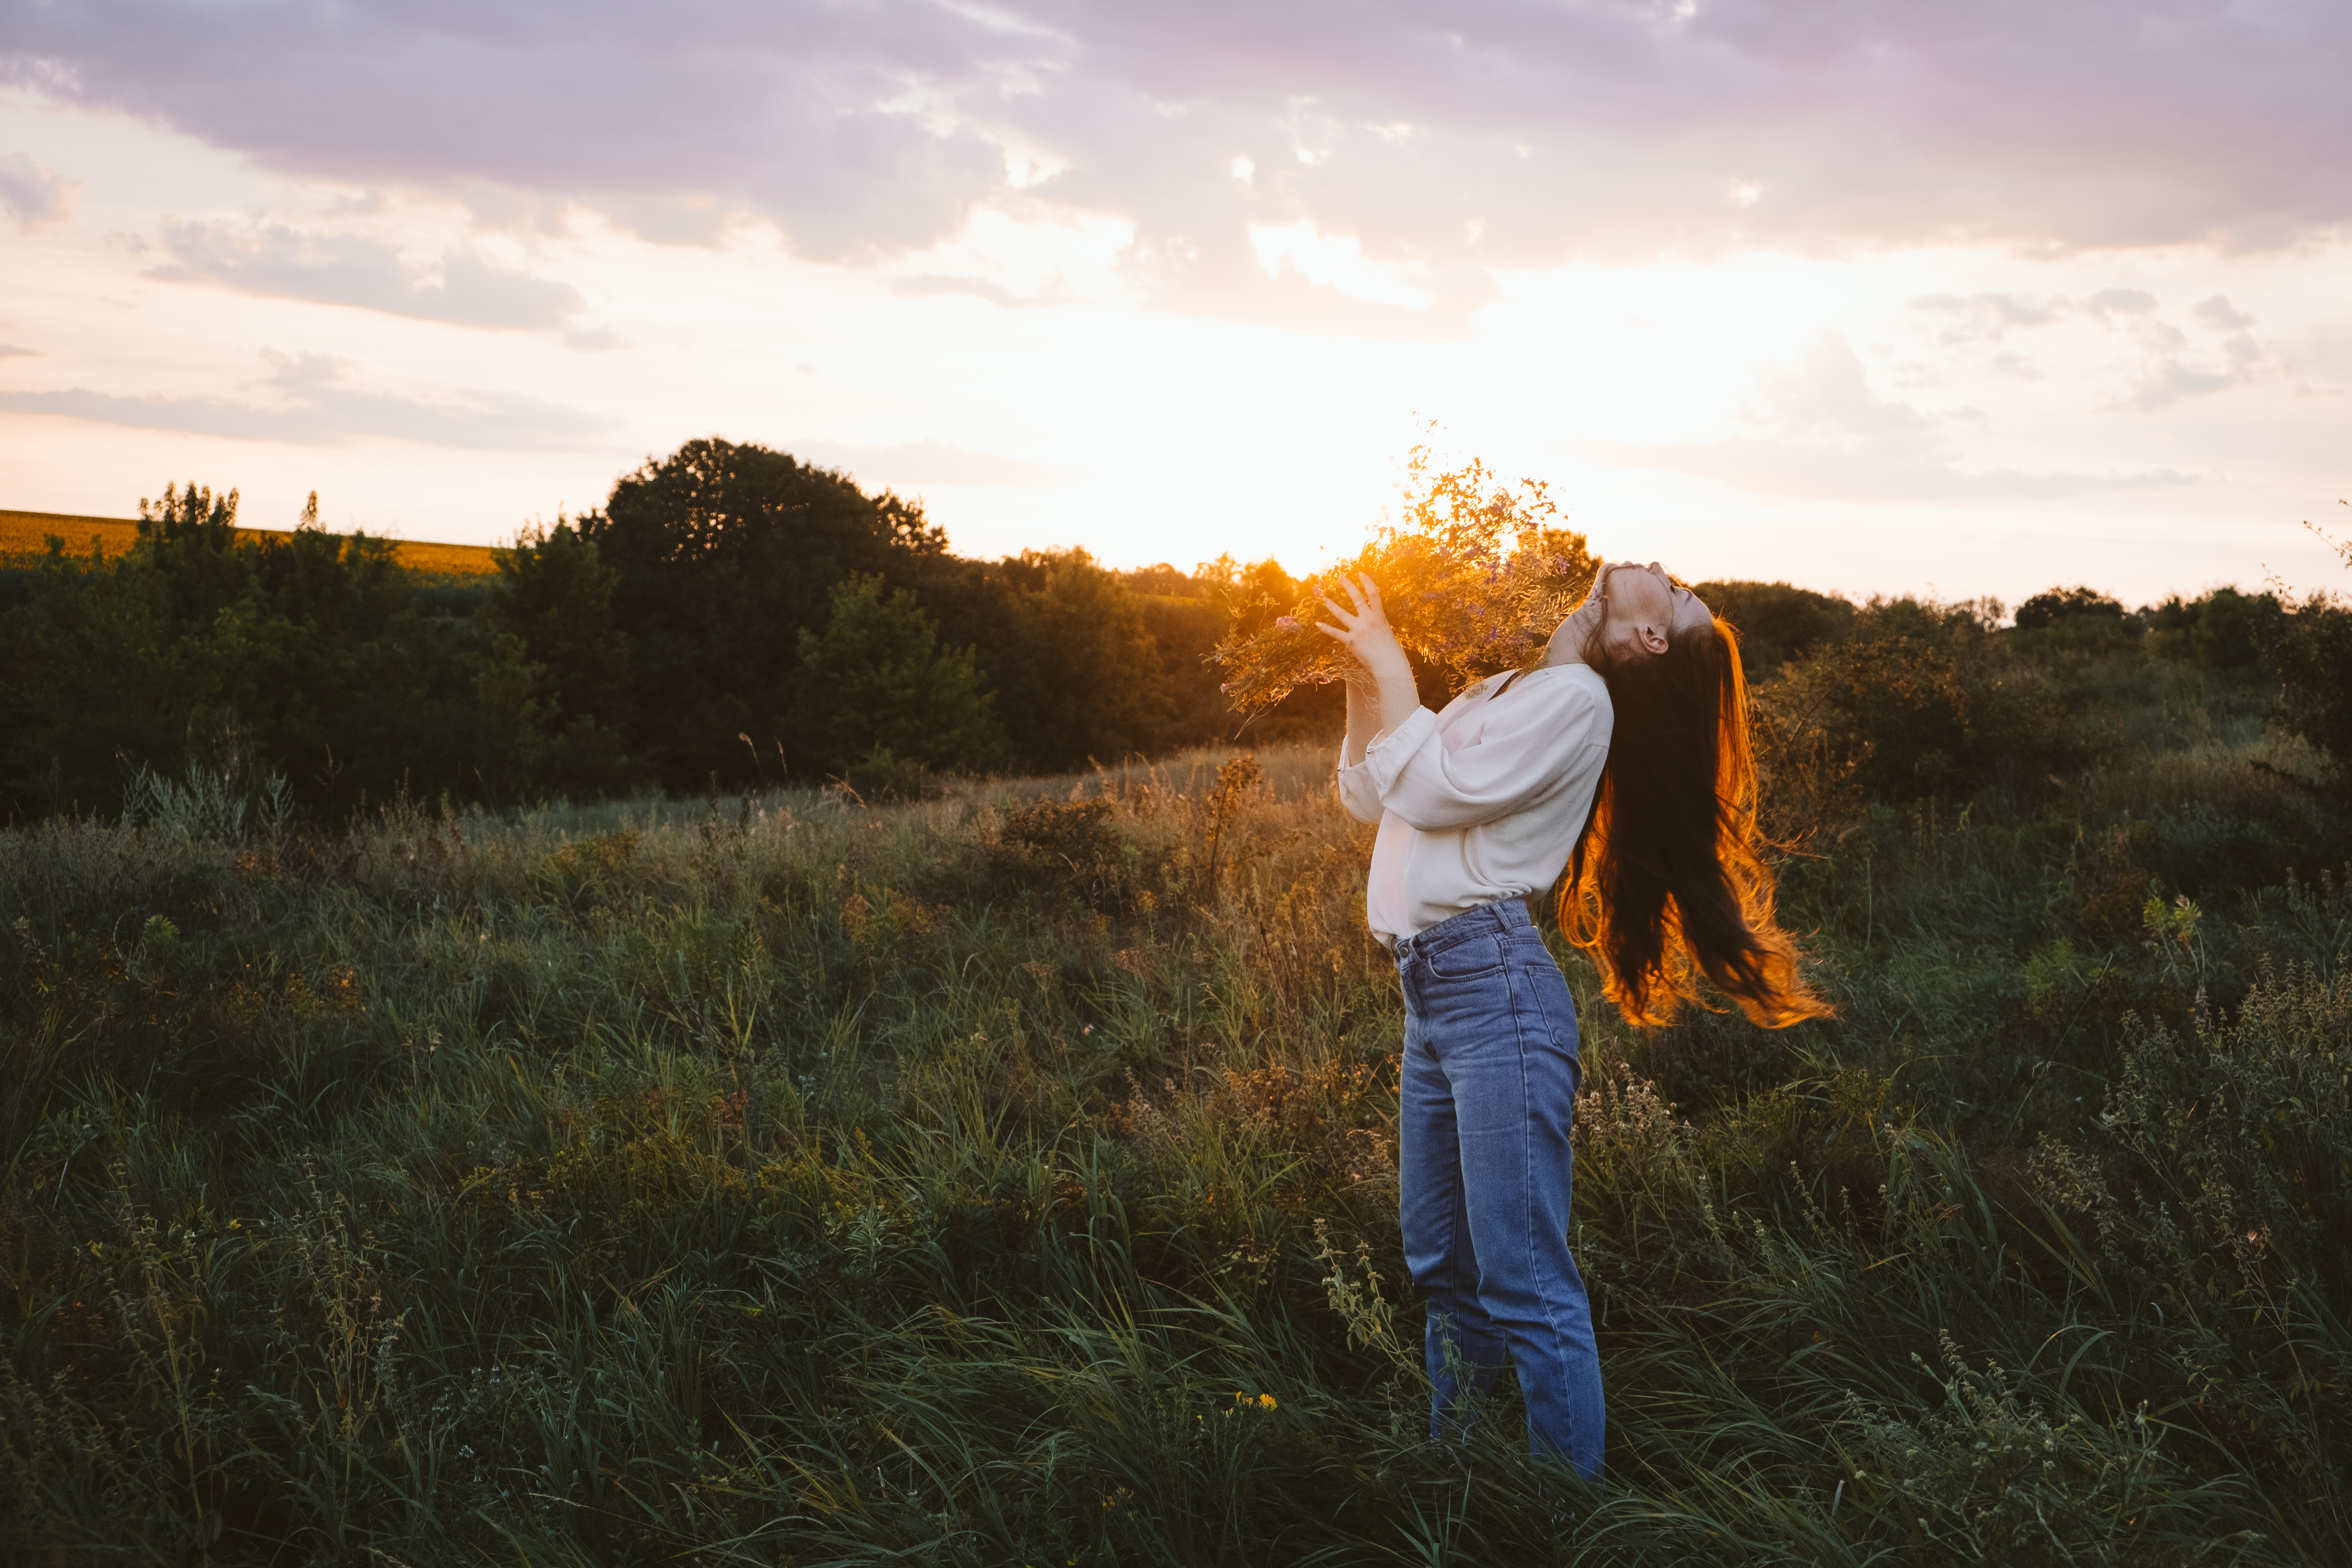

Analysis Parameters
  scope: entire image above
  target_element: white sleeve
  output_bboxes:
[1352,678,1605,832]
[1335,707,1435,824]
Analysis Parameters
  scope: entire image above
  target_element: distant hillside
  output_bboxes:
[0,508,503,581]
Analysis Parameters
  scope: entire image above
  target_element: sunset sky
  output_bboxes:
[3,0,2348,608]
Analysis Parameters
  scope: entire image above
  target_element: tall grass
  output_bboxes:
[2,694,2346,1564]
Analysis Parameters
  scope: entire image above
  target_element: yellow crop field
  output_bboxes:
[379,536,504,578]
[0,508,503,578]
[0,510,140,562]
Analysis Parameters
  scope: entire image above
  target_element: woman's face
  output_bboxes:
[1597,561,1712,664]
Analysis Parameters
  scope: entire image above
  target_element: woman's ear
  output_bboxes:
[1637,621,1669,657]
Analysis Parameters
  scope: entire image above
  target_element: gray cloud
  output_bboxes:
[0,150,74,230]
[0,343,37,358]
[889,274,1070,308]
[0,350,627,450]
[1911,293,2066,347]
[1588,327,2200,501]
[150,220,616,341]
[2082,288,2161,322]
[2193,294,2255,332]
[1745,331,1934,445]
[1586,439,2197,503]
[562,324,634,352]
[5,0,2349,308]
[1908,286,2273,406]
[2126,332,2263,412]
[2057,288,2264,411]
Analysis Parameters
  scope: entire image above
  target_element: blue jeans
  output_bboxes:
[1396,898,1604,1479]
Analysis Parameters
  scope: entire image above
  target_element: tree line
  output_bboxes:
[4,436,2348,824]
[0,440,1346,822]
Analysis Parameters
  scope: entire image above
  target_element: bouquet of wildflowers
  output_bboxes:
[1212,447,1599,715]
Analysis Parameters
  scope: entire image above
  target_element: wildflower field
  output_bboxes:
[3,631,2349,1565]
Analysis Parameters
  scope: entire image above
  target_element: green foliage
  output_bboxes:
[792,574,1006,776]
[2259,525,2352,788]
[572,437,948,789]
[1691,578,1855,677]
[13,467,2352,1559]
[476,516,637,797]
[0,453,1321,824]
[122,752,293,845]
[1752,597,2012,820]
[1128,587,1236,751]
[841,745,944,803]
[975,548,1175,771]
[3,646,2347,1563]
[2016,584,2128,631]
[2145,585,2284,670]
[2267,598,2352,784]
[479,446,1273,787]
[0,483,498,823]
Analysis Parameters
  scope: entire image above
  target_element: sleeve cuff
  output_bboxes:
[1354,704,1436,800]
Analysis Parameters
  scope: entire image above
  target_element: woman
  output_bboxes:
[1319,561,1827,1481]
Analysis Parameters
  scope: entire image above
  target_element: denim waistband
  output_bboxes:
[1392,897,1534,968]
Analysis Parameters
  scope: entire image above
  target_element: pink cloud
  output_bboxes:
[5,0,2346,286]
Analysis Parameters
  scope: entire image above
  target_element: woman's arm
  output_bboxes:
[1372,673,1607,831]
[1321,574,1422,765]
[1340,667,1381,769]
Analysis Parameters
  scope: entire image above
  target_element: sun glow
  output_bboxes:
[2,93,2348,607]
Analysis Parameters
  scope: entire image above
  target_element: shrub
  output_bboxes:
[1691,578,1854,677]
[2024,964,2352,1542]
[2015,585,2127,631]
[2267,596,2352,783]
[2144,585,2284,670]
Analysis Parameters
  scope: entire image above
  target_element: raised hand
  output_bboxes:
[1315,572,1408,676]
[1318,572,1423,758]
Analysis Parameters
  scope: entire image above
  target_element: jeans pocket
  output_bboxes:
[1422,934,1506,981]
[1516,952,1582,1058]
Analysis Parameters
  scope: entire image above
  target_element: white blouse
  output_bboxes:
[1335,662,1613,948]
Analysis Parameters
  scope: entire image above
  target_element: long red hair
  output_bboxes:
[1561,614,1831,1029]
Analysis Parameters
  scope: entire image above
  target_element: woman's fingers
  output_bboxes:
[1316,572,1398,649]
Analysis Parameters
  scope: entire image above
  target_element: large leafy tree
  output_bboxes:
[475,519,637,798]
[572,438,946,789]
[791,576,1005,776]
[971,548,1172,773]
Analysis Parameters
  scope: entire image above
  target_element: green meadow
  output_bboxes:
[5,605,2349,1565]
